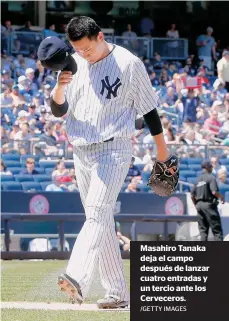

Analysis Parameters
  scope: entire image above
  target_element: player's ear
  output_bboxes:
[97,32,104,42]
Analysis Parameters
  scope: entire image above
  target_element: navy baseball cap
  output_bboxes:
[37,36,77,74]
[201,160,212,169]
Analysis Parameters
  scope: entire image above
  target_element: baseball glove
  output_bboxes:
[148,155,179,196]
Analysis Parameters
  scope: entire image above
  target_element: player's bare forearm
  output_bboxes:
[154,133,169,161]
[52,85,65,105]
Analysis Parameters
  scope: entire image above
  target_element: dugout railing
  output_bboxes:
[1,213,199,260]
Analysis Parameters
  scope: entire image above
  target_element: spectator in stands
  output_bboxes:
[197,58,214,76]
[213,79,228,101]
[122,24,137,38]
[14,122,32,141]
[45,176,69,192]
[211,156,227,175]
[39,123,57,146]
[1,20,12,50]
[166,23,180,57]
[217,50,229,92]
[196,27,217,70]
[17,20,33,32]
[10,84,26,106]
[164,127,177,144]
[217,168,228,185]
[159,69,170,86]
[1,69,14,86]
[9,125,20,140]
[19,157,39,175]
[139,10,154,37]
[183,130,200,145]
[0,160,12,176]
[0,84,13,106]
[153,52,164,70]
[162,87,177,106]
[178,89,200,124]
[125,177,140,193]
[25,68,39,92]
[52,160,69,178]
[149,72,160,87]
[167,63,177,78]
[143,157,155,172]
[44,23,58,38]
[125,157,141,182]
[203,110,222,135]
[142,147,154,164]
[15,59,26,78]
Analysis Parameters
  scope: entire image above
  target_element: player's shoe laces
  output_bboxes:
[58,273,83,304]
[97,296,129,309]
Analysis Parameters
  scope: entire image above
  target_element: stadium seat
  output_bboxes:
[141,171,151,183]
[187,177,198,184]
[179,170,196,178]
[179,176,186,182]
[186,158,203,165]
[1,175,15,182]
[120,182,129,192]
[180,158,188,165]
[225,192,229,203]
[34,168,45,174]
[2,154,20,161]
[3,160,21,167]
[33,175,52,183]
[178,183,190,192]
[45,168,55,176]
[219,184,229,197]
[219,159,229,165]
[21,182,42,192]
[41,181,53,191]
[20,155,40,163]
[7,167,23,175]
[39,160,58,168]
[179,164,188,170]
[64,161,74,169]
[2,182,22,191]
[14,175,34,182]
[137,184,151,192]
[188,164,202,171]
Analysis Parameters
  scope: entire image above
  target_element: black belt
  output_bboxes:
[103,137,114,143]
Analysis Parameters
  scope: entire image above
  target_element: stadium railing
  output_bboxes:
[4,31,189,60]
[1,213,199,260]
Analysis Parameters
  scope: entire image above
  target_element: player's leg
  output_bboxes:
[205,204,223,241]
[66,139,132,302]
[196,202,209,241]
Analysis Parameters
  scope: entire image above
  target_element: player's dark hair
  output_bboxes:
[66,16,101,41]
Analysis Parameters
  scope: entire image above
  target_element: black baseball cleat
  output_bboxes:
[97,296,129,309]
[58,273,83,304]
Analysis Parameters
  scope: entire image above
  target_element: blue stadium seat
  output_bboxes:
[39,160,58,168]
[21,182,42,192]
[179,170,196,178]
[2,154,20,161]
[2,182,22,191]
[64,162,74,169]
[7,167,23,175]
[45,168,55,176]
[179,164,188,170]
[180,158,188,165]
[34,168,45,174]
[33,175,52,183]
[3,160,21,167]
[20,155,40,163]
[219,184,229,197]
[1,175,15,182]
[188,164,202,171]
[186,158,203,165]
[120,182,129,192]
[137,184,151,192]
[41,181,53,191]
[141,171,151,183]
[219,159,229,165]
[225,192,229,203]
[178,183,190,192]
[179,176,186,182]
[14,175,34,183]
[187,177,198,184]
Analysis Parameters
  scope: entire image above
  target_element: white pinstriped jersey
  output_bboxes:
[62,44,159,146]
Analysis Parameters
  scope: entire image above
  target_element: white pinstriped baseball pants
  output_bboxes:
[66,138,132,302]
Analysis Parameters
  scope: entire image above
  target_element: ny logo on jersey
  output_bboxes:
[100,76,122,99]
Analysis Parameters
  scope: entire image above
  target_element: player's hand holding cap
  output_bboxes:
[37,36,77,75]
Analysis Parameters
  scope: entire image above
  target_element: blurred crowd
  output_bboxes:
[1,20,229,193]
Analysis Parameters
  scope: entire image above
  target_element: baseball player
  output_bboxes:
[38,16,179,309]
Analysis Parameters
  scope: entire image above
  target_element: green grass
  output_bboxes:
[1,260,130,320]
[1,309,130,321]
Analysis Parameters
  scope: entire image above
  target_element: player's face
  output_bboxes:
[70,33,105,64]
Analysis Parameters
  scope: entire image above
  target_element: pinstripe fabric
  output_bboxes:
[61,44,159,146]
[66,138,132,301]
